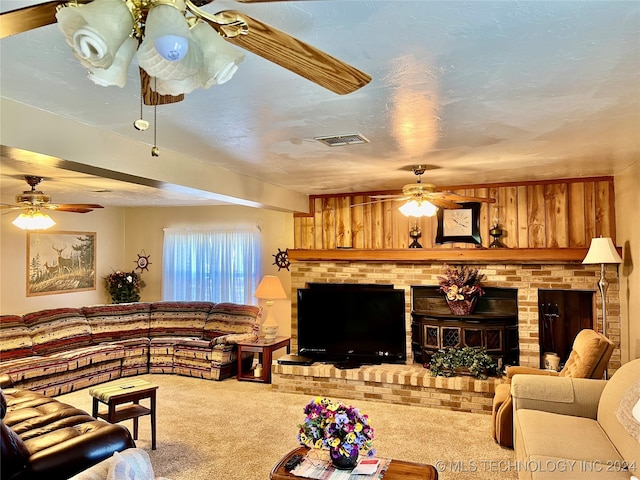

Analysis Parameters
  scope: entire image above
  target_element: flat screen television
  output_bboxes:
[297,283,407,368]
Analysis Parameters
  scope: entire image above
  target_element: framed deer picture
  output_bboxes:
[27,231,96,296]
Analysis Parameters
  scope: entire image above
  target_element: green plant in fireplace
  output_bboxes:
[428,346,498,379]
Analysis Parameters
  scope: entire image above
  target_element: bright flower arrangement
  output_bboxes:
[438,265,485,301]
[105,270,145,304]
[298,397,375,461]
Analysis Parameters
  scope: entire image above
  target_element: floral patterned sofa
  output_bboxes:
[0,302,261,396]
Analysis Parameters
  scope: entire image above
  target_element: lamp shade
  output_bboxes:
[399,200,438,218]
[582,237,622,265]
[12,211,56,230]
[254,275,287,300]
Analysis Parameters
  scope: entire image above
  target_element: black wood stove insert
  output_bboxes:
[411,286,519,368]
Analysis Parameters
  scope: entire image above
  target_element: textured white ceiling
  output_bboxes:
[1,1,639,210]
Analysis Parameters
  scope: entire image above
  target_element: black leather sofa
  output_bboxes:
[1,374,135,480]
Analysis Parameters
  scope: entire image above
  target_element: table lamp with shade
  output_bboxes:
[254,275,287,341]
[582,236,622,377]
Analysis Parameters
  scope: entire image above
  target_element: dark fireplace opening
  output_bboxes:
[411,286,519,368]
[538,289,594,371]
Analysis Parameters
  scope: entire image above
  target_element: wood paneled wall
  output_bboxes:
[293,177,616,250]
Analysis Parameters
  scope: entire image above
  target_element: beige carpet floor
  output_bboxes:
[58,374,517,480]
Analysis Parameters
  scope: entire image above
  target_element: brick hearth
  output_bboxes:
[272,363,501,414]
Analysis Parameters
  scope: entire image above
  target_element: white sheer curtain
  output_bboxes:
[162,227,262,304]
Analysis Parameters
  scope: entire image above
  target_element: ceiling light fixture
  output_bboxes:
[398,199,438,218]
[12,209,56,231]
[55,0,245,96]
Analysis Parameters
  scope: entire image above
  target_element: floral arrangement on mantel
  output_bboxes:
[105,270,145,304]
[428,346,498,380]
[298,397,375,468]
[438,265,485,315]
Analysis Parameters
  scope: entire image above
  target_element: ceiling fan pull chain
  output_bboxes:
[151,78,159,157]
[134,85,149,132]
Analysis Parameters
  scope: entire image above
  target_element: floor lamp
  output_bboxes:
[582,237,622,379]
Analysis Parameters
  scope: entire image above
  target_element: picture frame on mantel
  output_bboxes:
[435,202,482,245]
[27,231,97,296]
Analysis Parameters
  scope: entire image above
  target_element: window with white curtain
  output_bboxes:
[162,227,262,304]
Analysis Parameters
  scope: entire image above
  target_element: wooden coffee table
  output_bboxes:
[270,447,438,480]
[90,378,158,450]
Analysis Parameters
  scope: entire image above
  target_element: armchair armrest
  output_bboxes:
[511,375,606,419]
[211,333,257,345]
[505,365,559,380]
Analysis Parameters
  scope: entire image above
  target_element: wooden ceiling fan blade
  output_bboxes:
[369,194,407,199]
[350,198,401,208]
[0,204,20,210]
[436,192,496,203]
[45,203,104,213]
[48,206,94,213]
[427,197,463,210]
[196,9,371,95]
[0,1,72,39]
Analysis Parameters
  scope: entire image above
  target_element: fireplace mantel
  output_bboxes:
[288,248,594,263]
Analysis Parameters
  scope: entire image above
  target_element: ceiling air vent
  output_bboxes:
[314,133,369,147]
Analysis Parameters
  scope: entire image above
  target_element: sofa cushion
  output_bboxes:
[598,359,640,470]
[49,344,126,371]
[203,303,260,341]
[22,308,92,355]
[516,409,623,463]
[82,303,151,342]
[0,315,35,361]
[0,356,69,382]
[149,301,214,338]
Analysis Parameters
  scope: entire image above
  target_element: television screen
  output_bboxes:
[297,285,406,367]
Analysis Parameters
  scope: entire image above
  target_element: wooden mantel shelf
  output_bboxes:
[288,248,593,264]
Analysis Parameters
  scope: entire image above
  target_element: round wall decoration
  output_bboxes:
[135,250,152,272]
[272,248,290,271]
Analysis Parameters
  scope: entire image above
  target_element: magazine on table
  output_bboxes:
[291,452,390,480]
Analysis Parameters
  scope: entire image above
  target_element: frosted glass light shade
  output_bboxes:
[191,21,244,87]
[12,212,56,230]
[399,199,438,217]
[83,36,137,87]
[137,5,202,81]
[56,0,134,69]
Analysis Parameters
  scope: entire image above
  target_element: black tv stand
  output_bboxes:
[332,360,380,370]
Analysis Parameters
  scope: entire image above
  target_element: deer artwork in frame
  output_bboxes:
[26,231,97,296]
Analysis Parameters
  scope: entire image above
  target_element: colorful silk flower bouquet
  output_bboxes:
[297,397,375,460]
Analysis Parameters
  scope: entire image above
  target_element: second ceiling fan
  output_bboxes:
[359,166,496,217]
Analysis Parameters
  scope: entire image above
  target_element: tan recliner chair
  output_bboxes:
[491,328,614,448]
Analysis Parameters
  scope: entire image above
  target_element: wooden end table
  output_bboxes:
[270,447,438,480]
[236,336,290,383]
[90,379,158,450]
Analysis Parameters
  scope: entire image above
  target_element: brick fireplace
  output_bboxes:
[287,261,621,371]
[271,260,622,413]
